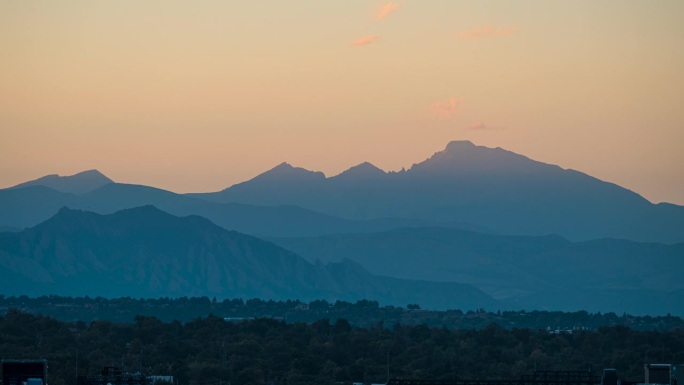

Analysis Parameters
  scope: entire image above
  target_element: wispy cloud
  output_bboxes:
[377,2,400,21]
[431,97,462,118]
[469,122,504,130]
[460,27,517,40]
[353,35,379,46]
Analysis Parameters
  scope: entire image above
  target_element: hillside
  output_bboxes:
[271,227,684,315]
[0,206,496,310]
[0,182,486,237]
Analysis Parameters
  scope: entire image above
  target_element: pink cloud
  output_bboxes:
[353,35,379,46]
[431,97,462,118]
[377,2,400,21]
[460,27,517,40]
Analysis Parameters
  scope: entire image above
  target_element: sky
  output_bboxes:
[1,1,683,204]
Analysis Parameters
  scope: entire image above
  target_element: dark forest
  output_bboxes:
[1,307,683,385]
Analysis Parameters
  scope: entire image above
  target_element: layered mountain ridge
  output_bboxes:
[1,140,683,314]
[9,169,113,194]
[271,227,684,315]
[0,206,496,310]
[5,140,680,243]
[191,141,683,243]
[0,183,487,237]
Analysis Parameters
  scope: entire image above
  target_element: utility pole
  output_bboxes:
[387,351,390,383]
[222,342,227,367]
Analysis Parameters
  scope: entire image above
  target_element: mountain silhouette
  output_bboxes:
[10,169,113,194]
[271,227,684,315]
[193,141,684,243]
[8,141,683,243]
[0,206,497,310]
[4,141,682,314]
[0,177,487,236]
[331,162,386,181]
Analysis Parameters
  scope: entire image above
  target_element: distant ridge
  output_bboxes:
[252,162,326,182]
[10,169,113,194]
[410,140,557,175]
[272,226,684,315]
[190,140,684,243]
[3,140,684,243]
[0,181,486,237]
[332,162,386,180]
[0,206,498,310]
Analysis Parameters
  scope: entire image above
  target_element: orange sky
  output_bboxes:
[1,1,683,204]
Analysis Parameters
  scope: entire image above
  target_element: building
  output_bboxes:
[643,364,684,385]
[1,359,48,385]
[77,367,150,385]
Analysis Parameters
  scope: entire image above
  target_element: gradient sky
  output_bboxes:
[1,1,683,204]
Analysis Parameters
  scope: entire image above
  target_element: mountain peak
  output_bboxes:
[349,162,384,173]
[77,169,110,178]
[115,204,168,216]
[35,206,102,233]
[10,169,114,195]
[333,162,386,180]
[444,140,476,153]
[273,162,295,170]
[255,162,326,181]
[38,205,217,237]
[407,140,550,176]
[55,206,80,216]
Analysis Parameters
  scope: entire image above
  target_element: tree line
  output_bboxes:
[1,309,683,385]
[2,295,683,331]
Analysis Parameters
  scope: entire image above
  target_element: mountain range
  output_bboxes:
[0,206,496,310]
[8,169,113,195]
[192,141,684,243]
[1,140,682,314]
[270,227,684,315]
[4,141,683,243]
[0,182,485,237]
